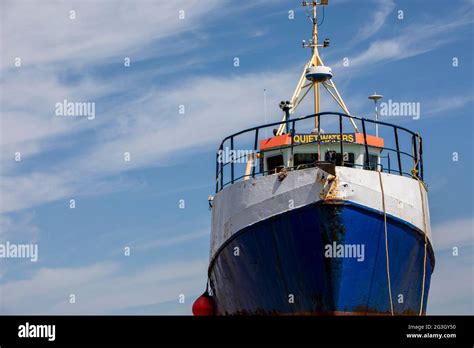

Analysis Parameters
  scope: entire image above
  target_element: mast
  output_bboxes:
[276,0,360,135]
[312,3,320,117]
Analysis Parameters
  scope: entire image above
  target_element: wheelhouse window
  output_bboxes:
[294,153,318,167]
[368,154,379,170]
[267,155,284,174]
[325,150,337,163]
[343,152,355,167]
[324,151,354,166]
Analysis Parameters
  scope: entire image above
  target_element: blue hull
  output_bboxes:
[208,202,434,315]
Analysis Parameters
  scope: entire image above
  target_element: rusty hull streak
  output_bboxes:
[318,171,339,201]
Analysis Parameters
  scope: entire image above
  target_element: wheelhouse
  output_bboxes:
[260,131,384,174]
[215,112,423,193]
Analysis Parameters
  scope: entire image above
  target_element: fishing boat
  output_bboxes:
[193,0,434,316]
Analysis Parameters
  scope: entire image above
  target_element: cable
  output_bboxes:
[378,171,394,315]
[318,6,325,27]
[411,136,428,315]
[379,168,428,316]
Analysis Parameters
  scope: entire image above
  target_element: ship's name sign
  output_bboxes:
[293,133,355,144]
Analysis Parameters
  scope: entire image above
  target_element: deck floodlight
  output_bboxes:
[279,101,292,111]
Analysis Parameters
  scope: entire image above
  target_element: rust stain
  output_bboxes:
[316,171,326,185]
[220,309,418,316]
[352,304,420,316]
[223,221,231,240]
[319,173,339,200]
[277,168,288,181]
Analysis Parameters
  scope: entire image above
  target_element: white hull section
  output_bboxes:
[210,166,431,259]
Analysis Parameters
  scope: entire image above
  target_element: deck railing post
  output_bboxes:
[290,120,296,167]
[215,151,219,192]
[252,128,259,178]
[317,113,321,161]
[230,137,235,184]
[419,136,424,180]
[412,134,418,178]
[394,128,402,176]
[339,114,344,166]
[362,119,370,169]
[220,144,224,189]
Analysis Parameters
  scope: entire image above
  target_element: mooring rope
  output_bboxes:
[378,171,394,315]
[417,179,428,316]
[412,137,428,316]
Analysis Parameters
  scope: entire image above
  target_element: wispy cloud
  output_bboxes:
[0,68,297,213]
[424,94,474,117]
[0,0,302,214]
[0,211,39,241]
[428,217,473,314]
[343,4,473,68]
[431,217,473,252]
[0,258,208,314]
[428,249,473,315]
[132,230,210,252]
[0,0,225,167]
[356,0,395,42]
[373,92,474,125]
[0,0,222,69]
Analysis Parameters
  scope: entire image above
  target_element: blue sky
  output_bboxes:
[0,0,472,314]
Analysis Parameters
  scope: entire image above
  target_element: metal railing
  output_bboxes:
[215,112,423,192]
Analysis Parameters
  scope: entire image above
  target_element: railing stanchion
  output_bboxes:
[362,119,370,169]
[230,137,235,184]
[412,134,418,178]
[317,114,321,161]
[290,120,296,167]
[215,151,219,192]
[339,114,344,166]
[419,136,424,180]
[394,128,402,176]
[252,128,259,178]
[220,144,224,189]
